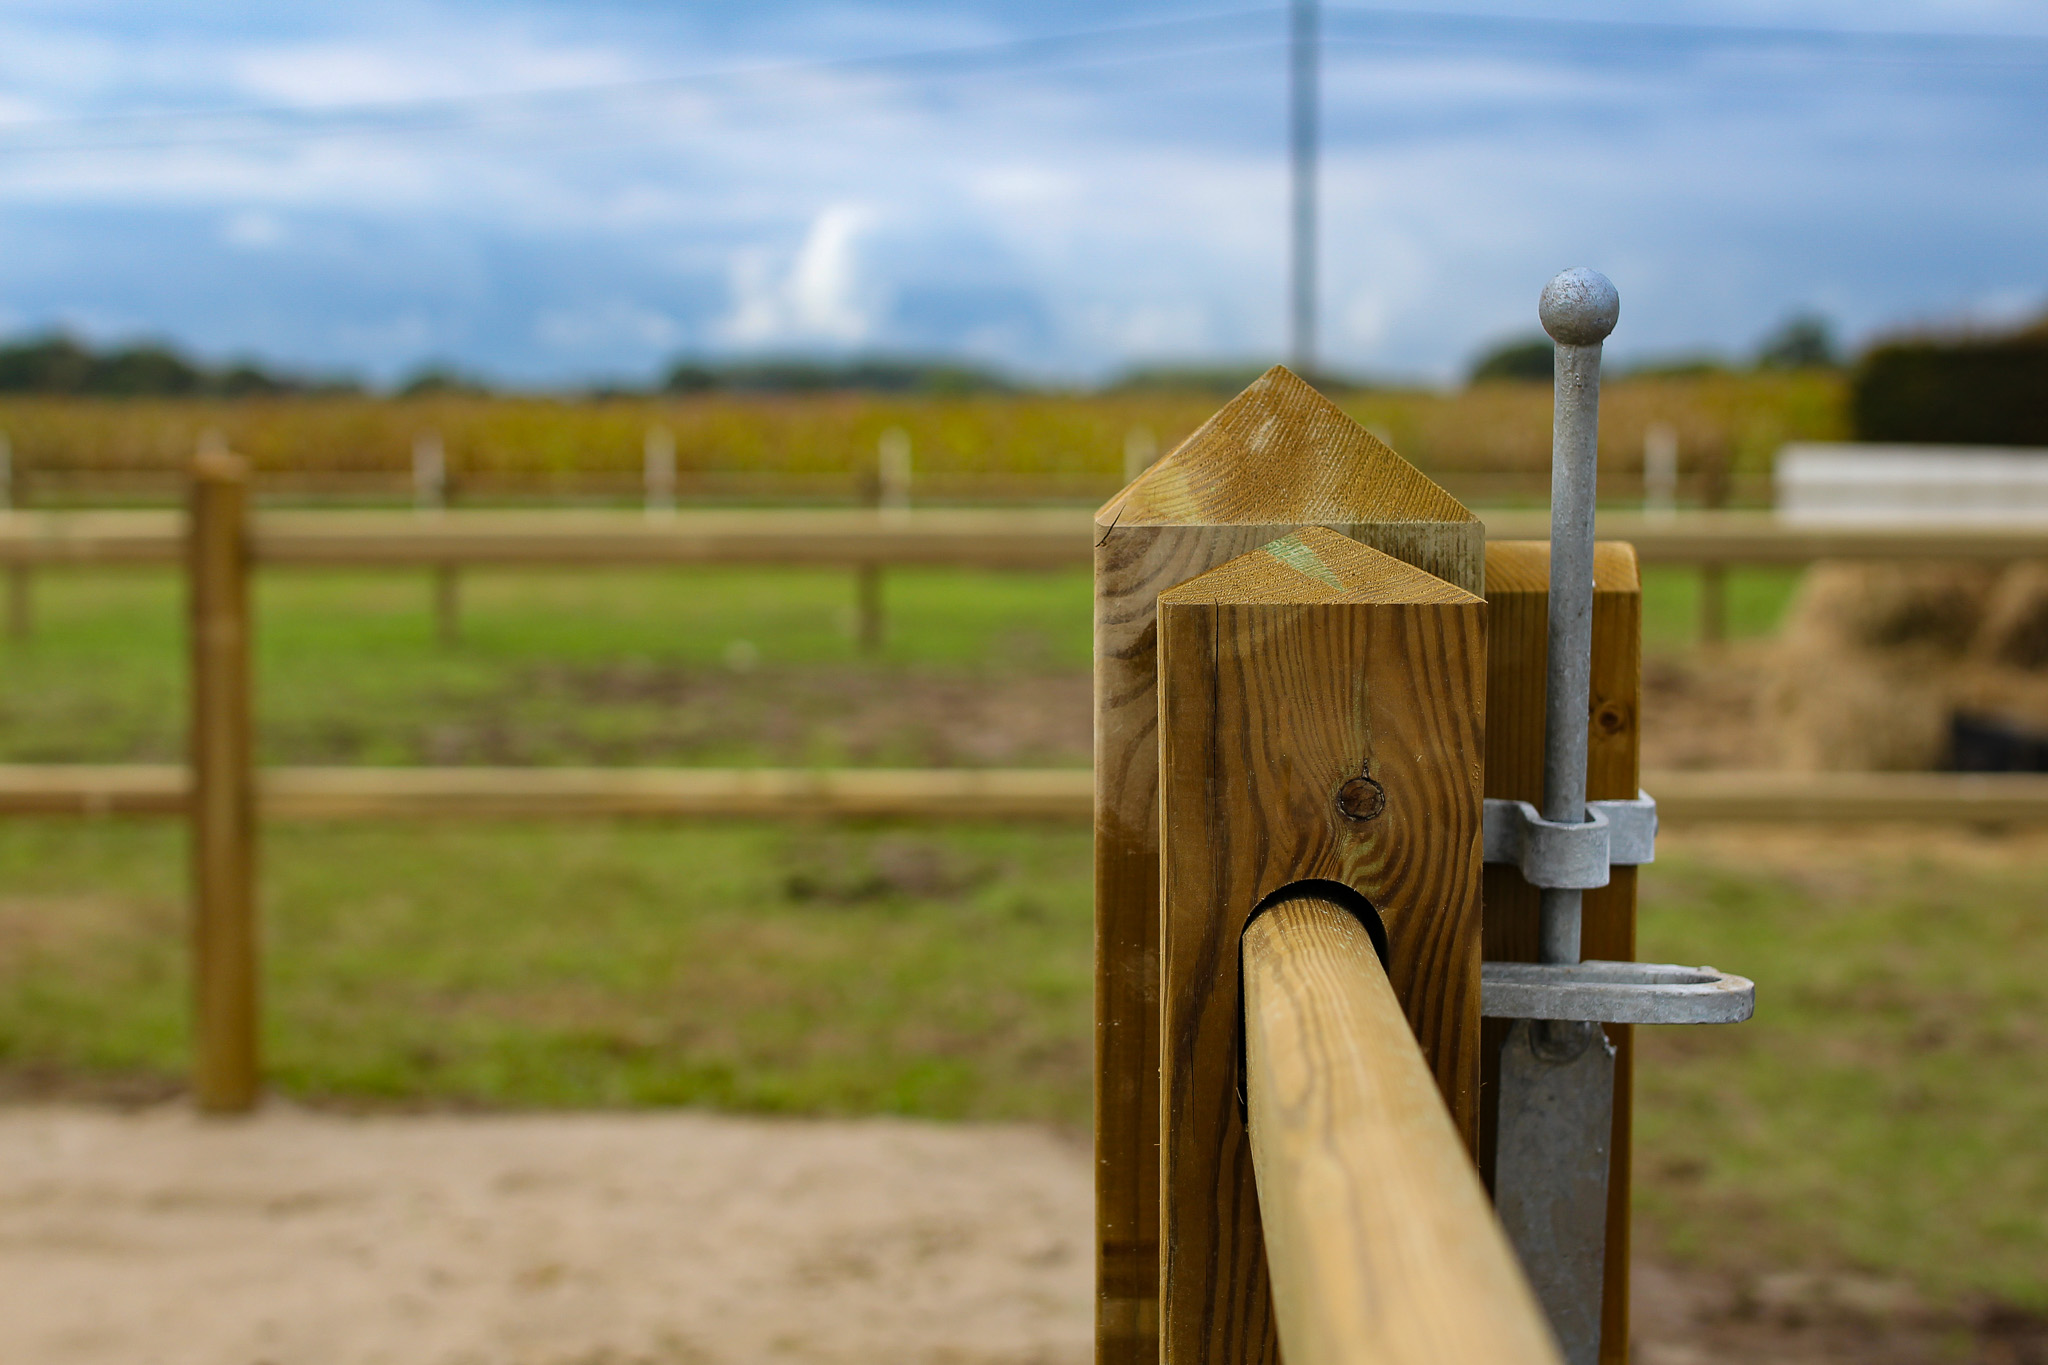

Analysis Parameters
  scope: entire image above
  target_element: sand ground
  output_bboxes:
[0,1105,1091,1365]
[1,1105,2034,1365]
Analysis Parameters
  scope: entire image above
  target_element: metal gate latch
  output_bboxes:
[1483,268,1757,1365]
[1483,792,1657,890]
[1479,788,1754,1025]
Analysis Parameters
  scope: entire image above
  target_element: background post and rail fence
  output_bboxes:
[6,502,2048,648]
[7,446,2048,1118]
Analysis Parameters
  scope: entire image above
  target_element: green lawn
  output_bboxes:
[0,818,1093,1122]
[0,816,2040,1310]
[5,555,2040,1311]
[0,565,1095,766]
[0,560,1791,764]
[1636,833,2048,1308]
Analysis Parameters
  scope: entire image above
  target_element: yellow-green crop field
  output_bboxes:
[0,371,1844,505]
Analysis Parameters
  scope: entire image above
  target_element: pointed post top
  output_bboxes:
[1160,526,1482,609]
[1097,365,1476,531]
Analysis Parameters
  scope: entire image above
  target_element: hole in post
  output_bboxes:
[1236,881,1391,1124]
[1246,879,1389,966]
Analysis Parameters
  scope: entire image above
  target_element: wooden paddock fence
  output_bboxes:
[6,456,2048,1123]
[6,504,2048,568]
[4,503,2047,644]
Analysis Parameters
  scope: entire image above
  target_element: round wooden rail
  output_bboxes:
[1,507,2045,567]
[1243,895,1562,1365]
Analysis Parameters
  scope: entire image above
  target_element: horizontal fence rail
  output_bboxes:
[4,765,2047,823]
[2,507,2046,568]
[0,508,1087,568]
[1243,894,1562,1365]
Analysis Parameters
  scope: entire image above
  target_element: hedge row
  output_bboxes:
[1852,329,2048,446]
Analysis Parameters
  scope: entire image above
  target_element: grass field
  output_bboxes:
[0,561,1801,766]
[3,558,2043,1311]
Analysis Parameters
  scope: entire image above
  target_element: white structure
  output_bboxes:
[1777,442,2048,525]
[1643,422,1678,519]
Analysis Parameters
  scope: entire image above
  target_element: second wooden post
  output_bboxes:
[1156,527,1488,1363]
[190,448,259,1113]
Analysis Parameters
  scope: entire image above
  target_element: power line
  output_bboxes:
[5,5,2048,157]
[1324,4,2048,66]
[0,8,1285,155]
[1291,0,1318,377]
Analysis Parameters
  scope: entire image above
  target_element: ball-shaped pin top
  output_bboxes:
[1539,267,1619,347]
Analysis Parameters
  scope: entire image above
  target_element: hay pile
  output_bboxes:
[1764,559,2048,770]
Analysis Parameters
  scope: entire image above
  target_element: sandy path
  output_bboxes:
[0,1105,1091,1365]
[4,1104,2027,1365]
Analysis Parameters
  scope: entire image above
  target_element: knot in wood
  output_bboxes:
[1335,775,1387,823]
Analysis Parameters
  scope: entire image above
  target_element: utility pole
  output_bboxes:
[1290,0,1319,378]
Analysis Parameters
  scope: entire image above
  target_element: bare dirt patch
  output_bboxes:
[1,1105,2037,1365]
[394,665,1094,769]
[0,1105,1091,1365]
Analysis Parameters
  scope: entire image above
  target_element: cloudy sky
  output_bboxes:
[0,1,2045,385]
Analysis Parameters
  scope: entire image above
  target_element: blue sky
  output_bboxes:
[0,1,2045,386]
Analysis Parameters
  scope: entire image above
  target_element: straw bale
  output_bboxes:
[1970,560,2048,669]
[1762,562,2001,771]
[1782,561,1998,655]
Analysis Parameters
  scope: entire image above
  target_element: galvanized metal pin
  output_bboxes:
[1538,267,1619,967]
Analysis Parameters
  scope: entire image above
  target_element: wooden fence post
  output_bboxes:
[415,432,459,646]
[855,564,884,655]
[1093,366,1483,1364]
[190,447,259,1113]
[1697,446,1729,645]
[1480,539,1641,1363]
[1156,527,1488,1364]
[645,425,677,518]
[3,432,27,641]
[853,427,913,655]
[6,562,27,642]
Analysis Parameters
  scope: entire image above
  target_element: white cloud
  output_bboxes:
[0,2,2045,381]
[721,203,878,346]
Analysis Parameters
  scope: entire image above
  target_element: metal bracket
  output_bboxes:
[1482,959,1755,1025]
[1482,790,1657,890]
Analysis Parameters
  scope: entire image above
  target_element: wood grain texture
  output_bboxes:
[1245,895,1563,1365]
[1157,526,1486,1365]
[1094,367,1483,1365]
[189,452,259,1115]
[1480,539,1640,1365]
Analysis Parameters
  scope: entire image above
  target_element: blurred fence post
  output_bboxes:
[878,425,912,518]
[2,432,27,640]
[1642,423,1677,521]
[857,427,912,653]
[190,440,259,1113]
[1697,445,1729,646]
[414,432,459,645]
[644,425,677,519]
[1122,426,1157,485]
